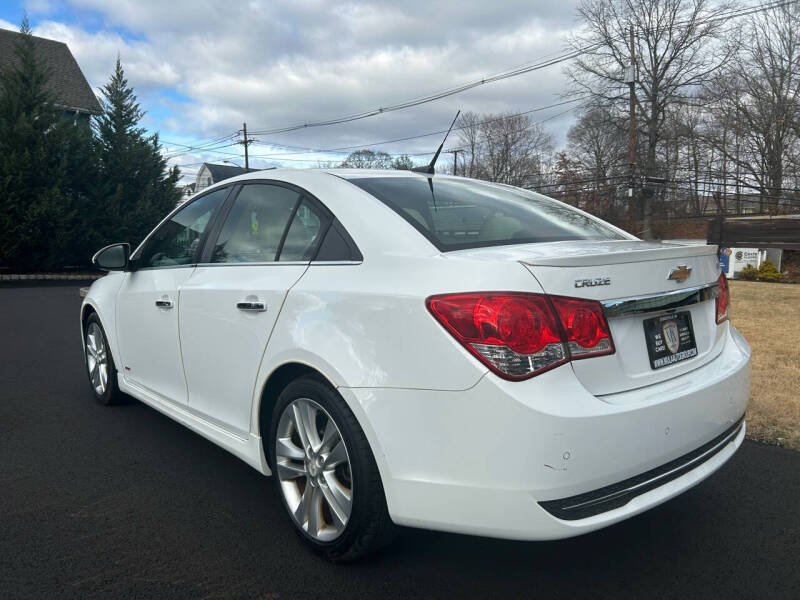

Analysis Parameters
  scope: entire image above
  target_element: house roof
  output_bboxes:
[202,163,252,182]
[0,28,102,115]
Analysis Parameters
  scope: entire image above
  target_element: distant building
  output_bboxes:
[194,162,254,194]
[0,28,102,125]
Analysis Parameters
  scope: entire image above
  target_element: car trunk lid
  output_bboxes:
[450,240,724,397]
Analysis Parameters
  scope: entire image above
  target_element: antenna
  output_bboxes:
[412,110,461,175]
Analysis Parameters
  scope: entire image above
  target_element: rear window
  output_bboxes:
[348,176,626,251]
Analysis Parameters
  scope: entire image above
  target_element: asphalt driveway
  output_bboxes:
[1,284,798,599]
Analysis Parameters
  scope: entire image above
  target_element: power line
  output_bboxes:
[163,140,240,159]
[162,132,239,152]
[165,103,576,171]
[164,0,798,174]
[639,0,798,33]
[249,98,583,158]
[163,0,795,161]
[243,0,794,137]
[245,51,591,136]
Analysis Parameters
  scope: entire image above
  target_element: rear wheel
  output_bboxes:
[83,314,123,405]
[269,376,395,561]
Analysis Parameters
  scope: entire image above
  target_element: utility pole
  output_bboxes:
[237,122,255,172]
[445,149,460,175]
[625,24,640,235]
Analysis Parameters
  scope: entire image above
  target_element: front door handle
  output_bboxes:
[155,298,174,309]
[237,301,266,312]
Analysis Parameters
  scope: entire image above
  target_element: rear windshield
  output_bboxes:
[348,176,626,251]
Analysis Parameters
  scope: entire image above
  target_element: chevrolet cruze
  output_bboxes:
[81,169,750,561]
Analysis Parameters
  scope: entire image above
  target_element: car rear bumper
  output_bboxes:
[343,323,750,540]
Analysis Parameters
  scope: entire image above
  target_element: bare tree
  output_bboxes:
[456,112,553,187]
[339,149,394,169]
[705,2,800,211]
[455,111,482,178]
[391,154,415,170]
[565,108,629,221]
[567,108,628,186]
[567,0,735,236]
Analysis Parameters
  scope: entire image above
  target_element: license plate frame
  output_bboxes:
[643,311,698,370]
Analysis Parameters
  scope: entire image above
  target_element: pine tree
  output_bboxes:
[94,58,180,246]
[0,17,80,271]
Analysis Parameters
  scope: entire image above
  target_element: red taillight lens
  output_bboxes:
[427,292,614,380]
[473,296,562,354]
[716,273,730,324]
[550,296,614,358]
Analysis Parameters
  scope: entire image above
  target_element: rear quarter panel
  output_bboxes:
[252,253,548,394]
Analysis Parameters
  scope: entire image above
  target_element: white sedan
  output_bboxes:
[81,169,750,561]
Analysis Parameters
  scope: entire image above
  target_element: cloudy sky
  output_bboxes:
[0,0,584,182]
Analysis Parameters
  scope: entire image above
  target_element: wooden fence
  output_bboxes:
[707,216,800,250]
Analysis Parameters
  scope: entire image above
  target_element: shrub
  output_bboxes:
[738,264,759,280]
[757,259,783,282]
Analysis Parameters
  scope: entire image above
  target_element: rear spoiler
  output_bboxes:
[522,244,718,267]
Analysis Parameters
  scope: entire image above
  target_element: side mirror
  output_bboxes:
[92,243,131,271]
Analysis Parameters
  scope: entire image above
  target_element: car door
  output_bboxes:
[178,182,331,436]
[115,187,230,405]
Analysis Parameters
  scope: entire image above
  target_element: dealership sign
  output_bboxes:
[719,247,765,277]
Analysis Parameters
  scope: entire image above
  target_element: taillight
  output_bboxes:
[427,292,614,380]
[550,296,614,358]
[716,273,730,324]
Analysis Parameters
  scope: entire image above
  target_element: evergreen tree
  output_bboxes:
[0,17,101,271]
[0,17,74,270]
[94,58,180,247]
[391,154,414,170]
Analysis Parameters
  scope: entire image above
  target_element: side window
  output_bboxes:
[138,188,228,268]
[315,220,362,261]
[278,200,328,261]
[211,184,300,263]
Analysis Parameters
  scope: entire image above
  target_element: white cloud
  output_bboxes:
[24,0,59,15]
[13,1,584,178]
[32,20,180,91]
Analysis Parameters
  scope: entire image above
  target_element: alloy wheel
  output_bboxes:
[85,322,108,395]
[275,397,353,542]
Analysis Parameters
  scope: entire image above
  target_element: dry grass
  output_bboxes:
[729,280,800,450]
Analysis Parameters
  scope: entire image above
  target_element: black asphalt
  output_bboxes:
[1,284,798,600]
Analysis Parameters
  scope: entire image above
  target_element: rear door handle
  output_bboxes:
[155,298,174,309]
[237,301,266,312]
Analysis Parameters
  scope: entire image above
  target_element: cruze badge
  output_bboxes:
[668,265,692,283]
[574,277,611,288]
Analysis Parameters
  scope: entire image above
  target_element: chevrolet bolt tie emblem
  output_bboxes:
[667,265,692,283]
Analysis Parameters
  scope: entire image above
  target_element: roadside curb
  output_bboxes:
[0,273,101,282]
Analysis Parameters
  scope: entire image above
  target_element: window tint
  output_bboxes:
[315,222,351,261]
[315,220,362,261]
[211,184,300,263]
[278,200,327,261]
[348,177,626,251]
[138,188,227,268]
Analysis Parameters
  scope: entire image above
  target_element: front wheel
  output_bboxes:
[269,376,395,561]
[83,314,124,405]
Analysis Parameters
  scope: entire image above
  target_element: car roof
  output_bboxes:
[322,168,428,179]
[216,167,438,186]
[192,168,447,258]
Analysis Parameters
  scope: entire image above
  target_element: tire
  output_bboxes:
[83,313,124,405]
[269,375,396,561]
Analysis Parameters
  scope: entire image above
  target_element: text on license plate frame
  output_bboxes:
[643,311,698,370]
